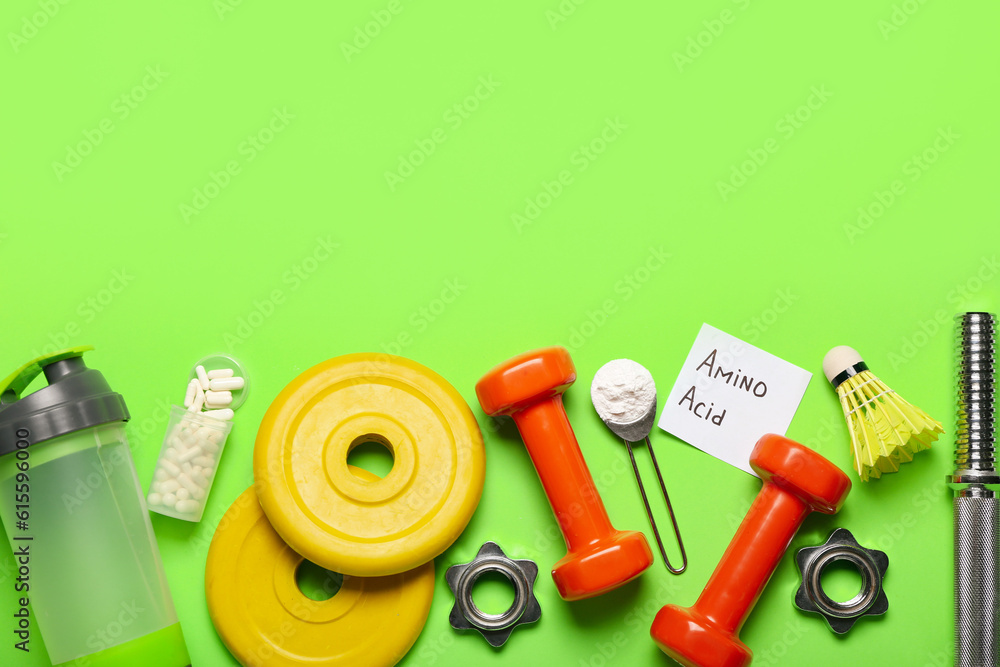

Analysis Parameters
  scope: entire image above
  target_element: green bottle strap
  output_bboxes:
[0,345,94,402]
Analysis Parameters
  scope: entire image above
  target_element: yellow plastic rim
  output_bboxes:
[205,485,435,667]
[253,353,485,577]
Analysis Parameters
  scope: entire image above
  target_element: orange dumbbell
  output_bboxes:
[476,346,653,601]
[650,434,851,667]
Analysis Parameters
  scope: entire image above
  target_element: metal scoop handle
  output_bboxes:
[624,435,687,574]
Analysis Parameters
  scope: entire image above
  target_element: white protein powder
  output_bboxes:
[590,359,656,424]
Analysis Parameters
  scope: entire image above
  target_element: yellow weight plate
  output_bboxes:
[206,485,435,667]
[254,353,486,577]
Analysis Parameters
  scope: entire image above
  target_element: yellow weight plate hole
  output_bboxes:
[295,559,343,602]
[471,570,516,616]
[347,434,395,479]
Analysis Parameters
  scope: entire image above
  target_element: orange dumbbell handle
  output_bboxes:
[693,482,809,634]
[512,395,615,551]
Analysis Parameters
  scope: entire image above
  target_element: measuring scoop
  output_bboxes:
[592,359,687,575]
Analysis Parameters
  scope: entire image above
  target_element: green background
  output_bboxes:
[1,0,997,665]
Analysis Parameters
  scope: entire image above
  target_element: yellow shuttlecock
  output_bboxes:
[823,346,943,481]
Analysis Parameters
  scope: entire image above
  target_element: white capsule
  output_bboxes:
[176,499,201,513]
[159,479,180,493]
[163,447,178,462]
[162,493,177,508]
[154,469,168,481]
[202,466,214,479]
[209,376,245,391]
[148,492,162,506]
[196,365,210,390]
[178,446,202,463]
[162,459,181,476]
[207,368,234,380]
[182,462,193,476]
[203,408,234,421]
[193,455,214,468]
[176,487,191,501]
[192,465,203,477]
[202,440,220,454]
[207,430,224,444]
[183,379,200,408]
[178,473,205,499]
[205,390,232,408]
[152,481,164,493]
[187,389,205,413]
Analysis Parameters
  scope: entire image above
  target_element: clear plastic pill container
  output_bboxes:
[146,406,233,522]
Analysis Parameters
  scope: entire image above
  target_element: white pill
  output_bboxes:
[152,481,164,493]
[160,479,180,493]
[179,446,202,463]
[148,492,162,506]
[176,487,191,501]
[183,379,200,408]
[194,455,214,468]
[193,465,203,477]
[154,469,168,481]
[207,430,224,444]
[164,447,179,462]
[162,459,181,476]
[205,390,232,407]
[196,365,210,390]
[202,440,220,454]
[203,408,234,421]
[207,368,234,380]
[182,462,193,475]
[209,377,244,391]
[176,499,200,513]
[162,493,178,508]
[202,466,214,479]
[178,473,204,499]
[187,389,205,413]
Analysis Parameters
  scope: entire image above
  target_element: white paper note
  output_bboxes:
[658,323,812,476]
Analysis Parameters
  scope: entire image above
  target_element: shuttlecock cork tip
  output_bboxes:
[823,346,864,384]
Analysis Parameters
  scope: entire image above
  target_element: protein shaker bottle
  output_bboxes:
[0,346,190,667]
